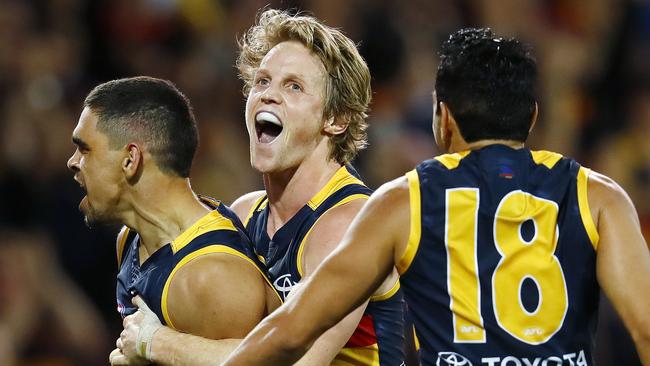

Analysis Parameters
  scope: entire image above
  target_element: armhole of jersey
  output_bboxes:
[243,195,267,228]
[577,167,599,251]
[397,170,422,275]
[116,226,130,269]
[161,244,281,329]
[296,194,369,277]
[370,277,400,302]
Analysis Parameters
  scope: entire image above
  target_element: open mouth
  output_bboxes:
[255,111,283,144]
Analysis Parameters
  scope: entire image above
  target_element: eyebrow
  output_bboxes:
[72,136,90,150]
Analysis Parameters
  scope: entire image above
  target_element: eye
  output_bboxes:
[288,82,302,91]
[255,77,270,86]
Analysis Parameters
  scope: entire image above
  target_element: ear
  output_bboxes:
[322,115,348,136]
[438,101,454,151]
[122,143,142,180]
[529,102,538,133]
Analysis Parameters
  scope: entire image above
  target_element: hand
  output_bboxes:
[110,347,149,366]
[118,296,161,363]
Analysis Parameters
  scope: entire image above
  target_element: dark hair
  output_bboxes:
[84,76,198,178]
[435,28,538,143]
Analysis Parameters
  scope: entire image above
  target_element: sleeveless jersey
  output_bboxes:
[398,145,600,366]
[244,165,407,366]
[115,198,275,330]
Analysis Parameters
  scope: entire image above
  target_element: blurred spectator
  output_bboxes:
[0,228,110,365]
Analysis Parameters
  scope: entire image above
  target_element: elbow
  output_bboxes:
[630,323,650,350]
[624,313,650,353]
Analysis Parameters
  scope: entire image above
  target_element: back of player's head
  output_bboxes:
[84,76,198,178]
[436,28,538,143]
[237,8,371,165]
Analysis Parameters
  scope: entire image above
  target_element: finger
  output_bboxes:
[131,295,151,312]
[109,348,128,365]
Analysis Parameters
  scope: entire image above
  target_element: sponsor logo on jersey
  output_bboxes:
[481,349,587,366]
[437,351,473,366]
[273,273,297,299]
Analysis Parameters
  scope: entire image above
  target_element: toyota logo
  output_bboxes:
[437,351,473,366]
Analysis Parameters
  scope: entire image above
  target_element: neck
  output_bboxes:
[450,138,525,153]
[263,158,341,235]
[121,174,210,261]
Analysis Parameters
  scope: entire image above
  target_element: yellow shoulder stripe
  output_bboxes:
[370,278,400,302]
[116,226,131,269]
[161,244,281,329]
[308,166,365,210]
[244,195,268,228]
[297,194,369,277]
[531,150,563,169]
[434,151,471,170]
[171,211,237,253]
[397,170,422,274]
[577,167,599,250]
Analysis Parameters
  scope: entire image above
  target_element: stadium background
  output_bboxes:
[0,0,647,364]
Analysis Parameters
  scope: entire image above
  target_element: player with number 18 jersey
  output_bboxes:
[398,145,599,365]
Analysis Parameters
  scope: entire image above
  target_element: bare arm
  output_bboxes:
[590,171,650,365]
[222,177,411,365]
[291,199,370,366]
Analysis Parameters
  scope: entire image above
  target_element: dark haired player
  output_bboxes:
[223,28,650,366]
[67,76,279,363]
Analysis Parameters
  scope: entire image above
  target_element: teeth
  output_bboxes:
[256,112,281,126]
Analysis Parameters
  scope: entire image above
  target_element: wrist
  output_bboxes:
[135,320,162,361]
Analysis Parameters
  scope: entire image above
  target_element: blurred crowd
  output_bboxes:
[0,0,647,365]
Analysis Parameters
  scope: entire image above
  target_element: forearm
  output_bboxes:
[151,327,242,366]
[223,313,311,366]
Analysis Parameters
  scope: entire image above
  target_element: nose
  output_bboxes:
[260,84,281,104]
[67,150,80,172]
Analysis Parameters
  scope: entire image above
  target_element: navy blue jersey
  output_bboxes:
[115,199,274,330]
[245,165,407,366]
[398,145,599,366]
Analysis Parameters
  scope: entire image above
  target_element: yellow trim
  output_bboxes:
[397,170,422,274]
[370,278,400,302]
[198,195,220,208]
[297,194,370,277]
[171,211,237,253]
[256,254,266,264]
[308,166,365,210]
[413,325,421,350]
[434,151,471,170]
[577,167,599,250]
[116,226,131,268]
[531,150,563,169]
[332,344,379,366]
[161,245,280,329]
[243,195,267,228]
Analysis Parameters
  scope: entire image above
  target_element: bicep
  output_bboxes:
[286,182,410,341]
[165,253,268,339]
[591,173,650,333]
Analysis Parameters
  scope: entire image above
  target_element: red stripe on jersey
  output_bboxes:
[344,314,377,347]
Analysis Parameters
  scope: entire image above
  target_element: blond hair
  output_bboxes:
[237,9,371,165]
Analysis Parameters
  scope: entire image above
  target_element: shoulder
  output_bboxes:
[587,169,636,220]
[165,250,267,338]
[230,190,266,223]
[301,176,410,276]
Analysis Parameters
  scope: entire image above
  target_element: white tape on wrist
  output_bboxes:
[135,321,161,360]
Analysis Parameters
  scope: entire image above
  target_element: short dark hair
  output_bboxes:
[435,28,538,143]
[84,76,198,178]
